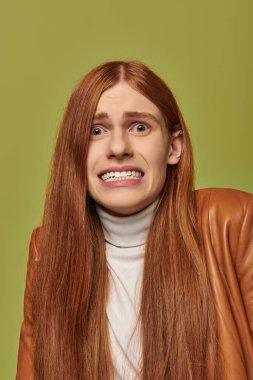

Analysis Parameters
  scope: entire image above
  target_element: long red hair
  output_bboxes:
[32,61,222,379]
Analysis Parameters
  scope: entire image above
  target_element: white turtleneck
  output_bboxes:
[95,199,159,380]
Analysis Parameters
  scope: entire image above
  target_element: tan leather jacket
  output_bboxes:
[16,188,253,379]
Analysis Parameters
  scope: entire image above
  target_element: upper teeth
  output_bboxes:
[100,170,143,181]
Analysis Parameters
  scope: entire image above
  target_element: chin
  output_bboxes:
[100,199,153,216]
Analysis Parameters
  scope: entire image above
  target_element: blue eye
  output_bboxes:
[131,123,150,134]
[90,126,104,135]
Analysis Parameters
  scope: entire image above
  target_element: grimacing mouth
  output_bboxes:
[97,168,145,180]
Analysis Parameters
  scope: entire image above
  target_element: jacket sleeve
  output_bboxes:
[16,227,41,380]
[235,196,253,337]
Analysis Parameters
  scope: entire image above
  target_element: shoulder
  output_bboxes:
[194,187,253,223]
[194,188,253,262]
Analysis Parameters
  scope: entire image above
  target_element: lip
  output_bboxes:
[97,165,145,178]
[98,177,144,188]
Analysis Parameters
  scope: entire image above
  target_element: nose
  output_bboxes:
[106,129,134,159]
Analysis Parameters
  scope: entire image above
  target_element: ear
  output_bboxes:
[167,130,183,165]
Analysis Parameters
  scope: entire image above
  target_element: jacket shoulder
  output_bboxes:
[194,187,253,265]
[195,187,253,221]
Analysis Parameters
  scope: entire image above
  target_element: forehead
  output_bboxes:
[94,81,164,124]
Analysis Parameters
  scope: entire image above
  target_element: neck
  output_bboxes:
[95,199,160,247]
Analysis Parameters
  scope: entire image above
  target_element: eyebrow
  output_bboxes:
[92,111,162,126]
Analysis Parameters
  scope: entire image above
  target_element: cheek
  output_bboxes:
[140,132,169,168]
[147,146,169,173]
[146,147,169,188]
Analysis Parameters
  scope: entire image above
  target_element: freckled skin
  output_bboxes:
[86,81,182,216]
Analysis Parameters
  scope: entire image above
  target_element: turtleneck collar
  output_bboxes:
[95,198,160,246]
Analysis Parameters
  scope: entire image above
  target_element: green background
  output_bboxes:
[0,0,252,378]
